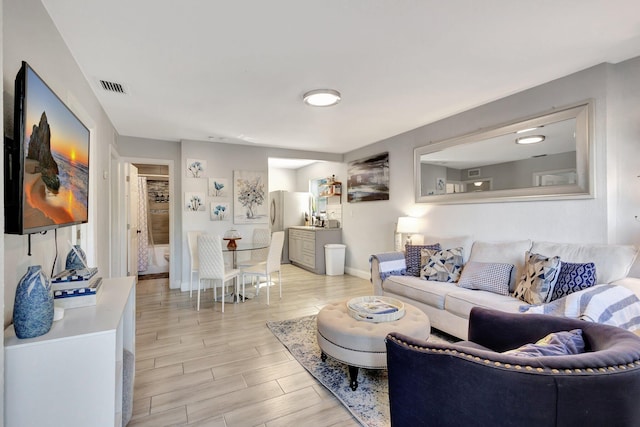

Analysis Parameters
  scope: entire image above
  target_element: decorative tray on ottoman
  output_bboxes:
[347,296,405,323]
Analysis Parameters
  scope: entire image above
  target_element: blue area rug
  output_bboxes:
[267,314,454,427]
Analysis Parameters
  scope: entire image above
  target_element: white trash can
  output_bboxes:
[325,244,346,276]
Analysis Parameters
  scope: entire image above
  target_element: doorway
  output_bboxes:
[133,163,171,280]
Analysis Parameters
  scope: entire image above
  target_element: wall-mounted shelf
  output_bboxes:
[319,181,342,198]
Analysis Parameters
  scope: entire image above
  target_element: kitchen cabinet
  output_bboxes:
[4,276,136,427]
[289,226,342,274]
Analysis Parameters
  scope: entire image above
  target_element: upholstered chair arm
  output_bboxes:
[386,326,640,427]
[467,307,597,352]
[467,308,640,366]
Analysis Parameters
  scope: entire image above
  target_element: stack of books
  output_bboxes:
[350,298,400,315]
[52,267,98,282]
[52,268,102,309]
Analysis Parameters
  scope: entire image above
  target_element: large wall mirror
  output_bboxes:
[414,101,593,204]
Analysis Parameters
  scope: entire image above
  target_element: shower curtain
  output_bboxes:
[138,177,150,272]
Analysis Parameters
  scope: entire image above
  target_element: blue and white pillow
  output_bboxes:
[457,262,514,296]
[420,247,464,283]
[405,243,441,277]
[513,252,562,304]
[551,262,597,301]
[503,329,585,357]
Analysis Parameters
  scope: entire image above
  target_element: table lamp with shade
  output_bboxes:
[396,217,423,250]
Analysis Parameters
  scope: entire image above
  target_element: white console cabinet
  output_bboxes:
[4,276,136,427]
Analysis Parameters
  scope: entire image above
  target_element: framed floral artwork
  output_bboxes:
[184,192,206,212]
[186,158,207,178]
[210,202,229,221]
[233,170,268,224]
[208,178,228,198]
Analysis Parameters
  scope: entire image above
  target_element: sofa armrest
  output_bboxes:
[611,277,640,298]
[369,251,405,295]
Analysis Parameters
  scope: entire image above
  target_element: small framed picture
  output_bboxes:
[467,168,481,178]
[186,158,207,178]
[185,192,206,212]
[436,177,446,194]
[208,178,228,198]
[210,202,230,221]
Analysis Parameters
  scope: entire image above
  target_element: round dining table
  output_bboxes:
[223,241,269,269]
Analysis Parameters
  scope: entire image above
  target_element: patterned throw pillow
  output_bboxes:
[503,329,585,357]
[513,252,561,304]
[405,243,441,277]
[457,261,514,296]
[550,262,597,301]
[420,247,464,282]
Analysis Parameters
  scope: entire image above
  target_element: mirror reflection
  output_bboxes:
[415,102,592,203]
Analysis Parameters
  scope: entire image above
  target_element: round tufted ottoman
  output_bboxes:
[316,298,430,390]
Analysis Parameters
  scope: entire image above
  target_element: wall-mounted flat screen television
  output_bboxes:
[5,61,90,235]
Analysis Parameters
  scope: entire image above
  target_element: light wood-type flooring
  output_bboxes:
[130,264,374,427]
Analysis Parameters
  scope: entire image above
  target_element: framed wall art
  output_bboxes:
[210,202,230,221]
[184,192,206,212]
[186,158,207,178]
[208,178,228,198]
[233,170,268,224]
[347,152,390,202]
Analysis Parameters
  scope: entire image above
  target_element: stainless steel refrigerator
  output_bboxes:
[269,190,310,263]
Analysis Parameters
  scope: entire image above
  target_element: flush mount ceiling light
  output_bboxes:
[516,135,545,145]
[303,89,341,107]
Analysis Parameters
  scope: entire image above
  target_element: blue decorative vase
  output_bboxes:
[13,265,54,339]
[65,245,87,270]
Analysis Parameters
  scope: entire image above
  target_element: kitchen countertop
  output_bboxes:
[289,226,341,231]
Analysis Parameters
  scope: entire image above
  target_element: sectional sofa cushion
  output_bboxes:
[514,252,561,304]
[423,235,474,262]
[445,290,524,319]
[457,261,513,295]
[467,240,532,292]
[382,275,458,309]
[530,241,638,284]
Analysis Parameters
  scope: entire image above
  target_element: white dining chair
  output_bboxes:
[241,231,285,305]
[197,234,240,312]
[187,231,201,297]
[236,228,271,269]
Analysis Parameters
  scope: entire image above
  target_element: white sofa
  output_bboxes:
[371,236,640,339]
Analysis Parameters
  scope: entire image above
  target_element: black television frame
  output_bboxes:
[5,61,90,235]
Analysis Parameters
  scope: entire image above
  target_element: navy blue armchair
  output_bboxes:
[386,307,640,427]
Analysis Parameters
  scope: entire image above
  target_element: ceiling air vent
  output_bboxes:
[99,79,127,94]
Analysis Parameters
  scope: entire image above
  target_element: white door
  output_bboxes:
[126,163,140,277]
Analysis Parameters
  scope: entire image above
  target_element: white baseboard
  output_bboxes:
[345,266,370,280]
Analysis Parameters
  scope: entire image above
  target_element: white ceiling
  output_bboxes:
[41,0,640,154]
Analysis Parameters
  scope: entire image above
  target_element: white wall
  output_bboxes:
[3,0,118,325]
[268,167,296,192]
[343,63,626,277]
[607,57,640,276]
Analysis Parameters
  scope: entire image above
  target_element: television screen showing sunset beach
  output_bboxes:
[22,66,89,230]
